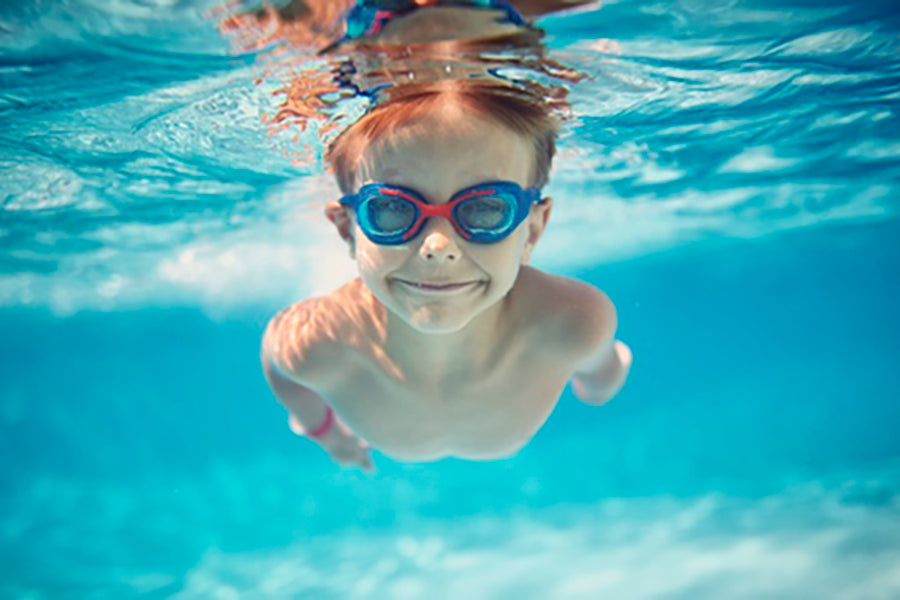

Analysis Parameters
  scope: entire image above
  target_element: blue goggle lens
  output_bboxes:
[455,194,516,234]
[364,195,417,235]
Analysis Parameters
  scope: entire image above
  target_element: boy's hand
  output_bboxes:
[572,340,632,405]
[316,420,375,473]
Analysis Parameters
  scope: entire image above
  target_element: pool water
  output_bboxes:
[1,0,899,598]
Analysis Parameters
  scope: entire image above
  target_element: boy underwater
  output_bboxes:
[262,80,632,471]
[256,1,630,472]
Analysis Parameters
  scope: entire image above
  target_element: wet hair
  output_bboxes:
[326,79,559,194]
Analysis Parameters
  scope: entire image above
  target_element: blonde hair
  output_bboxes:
[326,80,559,194]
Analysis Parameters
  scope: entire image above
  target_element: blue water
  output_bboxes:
[2,0,900,598]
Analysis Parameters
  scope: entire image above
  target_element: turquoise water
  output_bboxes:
[2,0,900,598]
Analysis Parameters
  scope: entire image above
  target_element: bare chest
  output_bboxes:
[321,344,573,461]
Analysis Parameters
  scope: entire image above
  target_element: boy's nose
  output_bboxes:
[418,218,459,263]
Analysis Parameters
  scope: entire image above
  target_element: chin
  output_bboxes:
[405,310,478,334]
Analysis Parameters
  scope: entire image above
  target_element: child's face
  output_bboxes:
[328,109,552,334]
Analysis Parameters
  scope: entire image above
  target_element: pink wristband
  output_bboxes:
[307,406,335,439]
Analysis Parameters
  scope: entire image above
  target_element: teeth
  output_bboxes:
[407,281,458,289]
[396,279,477,290]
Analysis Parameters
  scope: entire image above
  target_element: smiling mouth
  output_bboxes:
[394,279,482,292]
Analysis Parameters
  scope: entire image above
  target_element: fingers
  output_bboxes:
[353,442,375,473]
[359,449,375,473]
[339,451,374,473]
[327,436,375,473]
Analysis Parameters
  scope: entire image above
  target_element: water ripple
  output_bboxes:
[0,0,898,310]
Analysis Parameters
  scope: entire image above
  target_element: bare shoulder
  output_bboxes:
[261,296,338,383]
[262,279,371,384]
[512,267,617,359]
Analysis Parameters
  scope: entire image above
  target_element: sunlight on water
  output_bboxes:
[174,487,900,600]
[1,0,898,314]
[4,456,899,599]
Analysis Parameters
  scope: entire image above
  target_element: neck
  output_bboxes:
[377,289,509,385]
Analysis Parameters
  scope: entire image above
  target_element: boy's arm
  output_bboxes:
[261,304,373,471]
[261,356,331,437]
[564,284,633,405]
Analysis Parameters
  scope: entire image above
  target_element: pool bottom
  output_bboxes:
[4,458,899,599]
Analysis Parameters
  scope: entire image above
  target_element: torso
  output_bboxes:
[292,268,582,461]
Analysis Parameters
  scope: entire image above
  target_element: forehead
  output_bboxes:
[357,111,533,195]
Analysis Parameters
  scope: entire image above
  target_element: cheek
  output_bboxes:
[471,237,525,278]
[355,238,406,276]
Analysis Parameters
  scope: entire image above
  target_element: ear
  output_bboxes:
[324,201,356,259]
[521,196,553,265]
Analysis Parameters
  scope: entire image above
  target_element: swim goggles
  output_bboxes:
[339,180,542,245]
